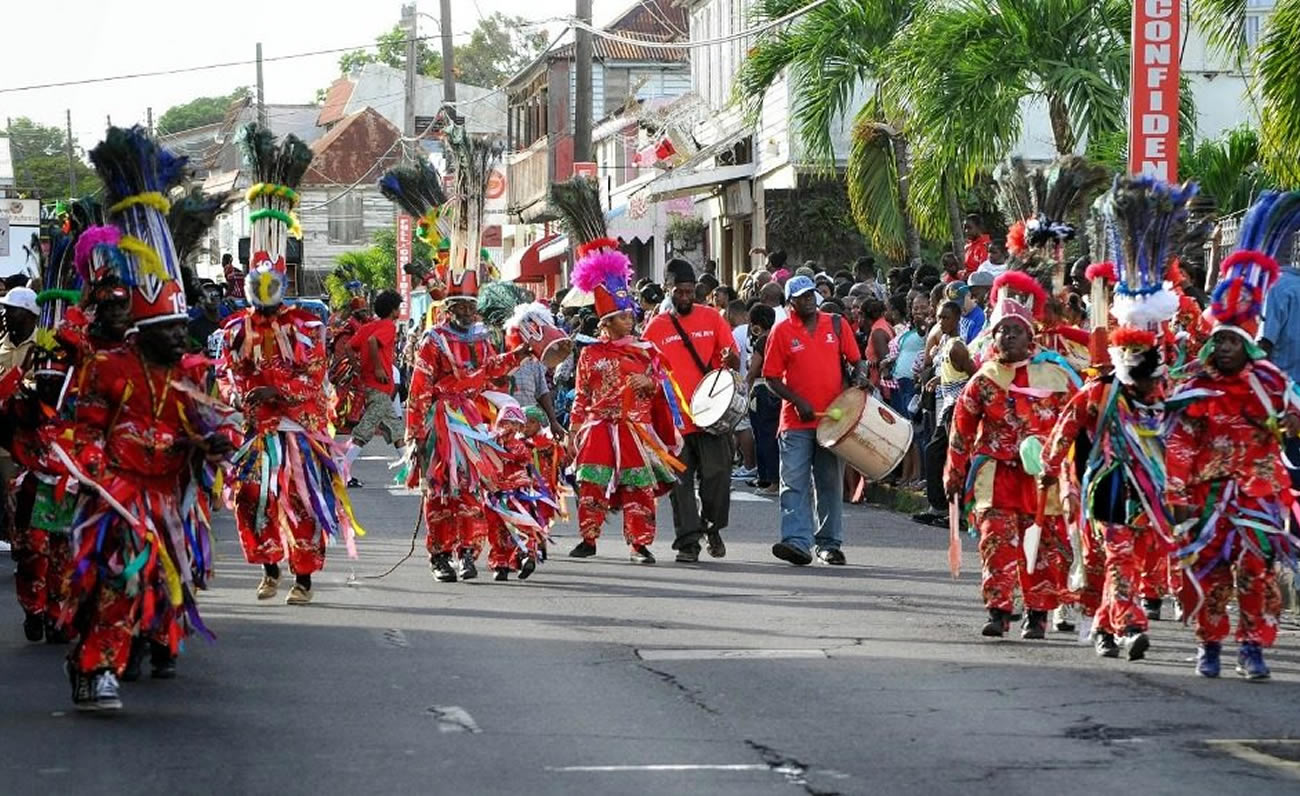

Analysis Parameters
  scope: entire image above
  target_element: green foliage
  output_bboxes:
[156,87,251,135]
[1255,0,1300,184]
[4,117,102,201]
[336,13,550,88]
[846,114,906,260]
[1180,126,1277,216]
[324,227,431,310]
[765,178,869,266]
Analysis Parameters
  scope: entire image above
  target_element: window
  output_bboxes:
[1245,0,1276,49]
[328,192,364,244]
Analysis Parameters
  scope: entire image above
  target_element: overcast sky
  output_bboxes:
[1,0,618,147]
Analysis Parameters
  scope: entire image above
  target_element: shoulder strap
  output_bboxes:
[668,312,710,377]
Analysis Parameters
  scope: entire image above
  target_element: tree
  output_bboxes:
[1197,0,1300,184]
[735,0,926,263]
[324,227,431,309]
[1180,126,1278,216]
[156,87,251,135]
[4,117,102,201]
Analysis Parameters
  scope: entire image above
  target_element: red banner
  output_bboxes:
[396,212,412,321]
[1128,0,1180,181]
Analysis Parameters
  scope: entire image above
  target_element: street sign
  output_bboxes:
[396,212,413,321]
[1129,0,1180,181]
[573,162,597,180]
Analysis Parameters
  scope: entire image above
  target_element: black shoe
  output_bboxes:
[1021,610,1047,640]
[630,545,656,564]
[538,543,548,563]
[44,618,70,645]
[771,542,813,566]
[705,531,726,558]
[569,541,597,558]
[816,548,846,566]
[675,546,700,563]
[456,549,478,581]
[1095,632,1120,658]
[1119,627,1150,661]
[493,568,510,582]
[430,553,458,583]
[982,608,1009,637]
[121,638,146,682]
[346,477,364,488]
[911,511,941,525]
[518,555,537,581]
[65,661,93,710]
[23,611,44,642]
[149,642,177,680]
[1008,610,1023,623]
[1142,598,1163,622]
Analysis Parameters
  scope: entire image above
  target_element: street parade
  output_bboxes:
[2,0,1300,793]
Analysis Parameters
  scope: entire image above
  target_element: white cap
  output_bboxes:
[0,287,39,315]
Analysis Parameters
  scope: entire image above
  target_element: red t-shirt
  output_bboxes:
[964,234,991,274]
[350,318,398,396]
[762,311,862,431]
[643,305,737,434]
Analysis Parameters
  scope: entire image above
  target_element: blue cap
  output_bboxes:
[785,275,817,301]
[944,281,970,303]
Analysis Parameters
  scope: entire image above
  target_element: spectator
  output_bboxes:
[344,290,405,487]
[746,304,780,495]
[852,256,889,303]
[0,287,39,553]
[1263,256,1300,505]
[963,214,991,275]
[767,249,788,273]
[704,259,719,278]
[188,281,224,355]
[967,269,995,308]
[945,282,986,344]
[712,285,737,311]
[510,344,565,441]
[222,253,246,301]
[976,239,1011,278]
[886,295,931,486]
[764,275,864,567]
[759,281,790,325]
[860,298,894,398]
[940,252,965,284]
[815,276,834,302]
[913,301,976,527]
[726,299,758,480]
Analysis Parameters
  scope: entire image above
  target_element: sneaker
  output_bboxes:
[285,583,313,605]
[910,511,942,526]
[675,546,700,564]
[1119,627,1150,661]
[568,541,597,558]
[705,531,726,558]
[1196,642,1221,678]
[1021,610,1048,640]
[346,477,364,488]
[772,542,813,566]
[0,539,10,553]
[456,549,478,581]
[1053,604,1077,633]
[23,611,45,642]
[66,662,93,710]
[630,544,656,565]
[256,574,280,600]
[518,554,537,581]
[493,568,510,582]
[44,618,70,645]
[755,483,779,497]
[731,466,757,480]
[982,608,1009,637]
[430,553,458,583]
[1236,642,1270,681]
[1142,597,1163,621]
[90,670,122,711]
[1094,632,1120,658]
[815,547,846,565]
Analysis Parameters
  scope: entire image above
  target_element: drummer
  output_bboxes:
[763,275,868,567]
[644,259,740,564]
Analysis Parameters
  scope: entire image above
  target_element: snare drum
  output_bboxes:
[689,369,747,435]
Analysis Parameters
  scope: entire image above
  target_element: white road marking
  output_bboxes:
[427,705,481,733]
[546,764,769,773]
[385,486,420,497]
[636,648,828,661]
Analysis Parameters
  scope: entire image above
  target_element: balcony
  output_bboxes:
[507,136,555,223]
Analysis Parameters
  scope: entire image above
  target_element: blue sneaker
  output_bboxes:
[1236,642,1270,681]
[1196,642,1220,678]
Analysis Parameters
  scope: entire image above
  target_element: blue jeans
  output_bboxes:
[778,429,845,553]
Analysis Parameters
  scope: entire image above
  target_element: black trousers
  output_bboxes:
[924,406,953,514]
[669,431,734,551]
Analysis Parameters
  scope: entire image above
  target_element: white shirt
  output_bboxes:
[732,323,751,375]
[976,260,1008,278]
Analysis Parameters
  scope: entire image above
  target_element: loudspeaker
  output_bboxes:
[238,237,303,265]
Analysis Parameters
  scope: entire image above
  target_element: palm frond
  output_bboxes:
[846,113,906,260]
[1256,0,1300,184]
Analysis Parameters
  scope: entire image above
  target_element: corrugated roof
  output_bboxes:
[549,0,688,63]
[317,76,356,127]
[304,107,403,186]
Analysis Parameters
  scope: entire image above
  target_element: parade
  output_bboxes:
[2,0,1300,793]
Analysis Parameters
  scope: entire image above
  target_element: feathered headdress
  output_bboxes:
[477,281,529,329]
[1100,175,1196,383]
[239,123,312,308]
[169,185,233,305]
[995,156,1108,293]
[552,177,634,319]
[991,270,1049,320]
[1209,189,1300,342]
[445,124,504,282]
[378,158,450,249]
[89,125,190,327]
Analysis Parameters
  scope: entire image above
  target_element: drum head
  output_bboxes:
[816,388,866,447]
[689,370,737,427]
[540,338,573,369]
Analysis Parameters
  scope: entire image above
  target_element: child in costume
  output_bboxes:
[481,395,559,581]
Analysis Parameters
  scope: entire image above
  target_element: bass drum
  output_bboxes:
[689,369,747,435]
[816,387,912,480]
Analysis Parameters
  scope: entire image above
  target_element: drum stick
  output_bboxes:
[815,407,846,421]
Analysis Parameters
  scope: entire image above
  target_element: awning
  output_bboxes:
[606,204,655,243]
[643,163,754,202]
[499,233,568,282]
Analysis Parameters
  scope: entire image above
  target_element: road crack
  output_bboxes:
[636,663,719,715]
[745,739,843,795]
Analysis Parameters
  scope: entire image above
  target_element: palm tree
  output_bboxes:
[1196,0,1300,184]
[735,0,926,263]
[885,0,1131,236]
[1180,125,1278,215]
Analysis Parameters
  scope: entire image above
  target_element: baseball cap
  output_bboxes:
[944,282,970,302]
[785,275,817,301]
[0,287,39,315]
[968,270,995,288]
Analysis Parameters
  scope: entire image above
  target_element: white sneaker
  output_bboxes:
[1053,604,1078,632]
[91,671,122,711]
[731,466,757,480]
[0,540,11,553]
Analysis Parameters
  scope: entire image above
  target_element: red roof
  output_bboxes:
[316,76,356,127]
[303,107,402,186]
[552,0,687,62]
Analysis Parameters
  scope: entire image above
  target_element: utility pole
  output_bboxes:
[106,115,112,129]
[402,3,418,156]
[146,107,153,135]
[65,109,78,196]
[439,0,456,106]
[573,0,593,166]
[256,42,267,127]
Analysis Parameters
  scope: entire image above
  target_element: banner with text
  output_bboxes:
[1128,0,1180,181]
[397,212,413,321]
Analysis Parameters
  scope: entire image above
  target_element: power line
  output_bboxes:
[559,0,833,50]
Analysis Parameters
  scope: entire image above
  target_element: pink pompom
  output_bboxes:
[572,248,632,293]
[73,226,121,278]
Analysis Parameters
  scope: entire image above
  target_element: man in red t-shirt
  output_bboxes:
[344,290,405,486]
[643,259,739,563]
[963,215,991,276]
[763,275,865,566]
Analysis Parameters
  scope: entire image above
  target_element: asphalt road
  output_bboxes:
[2,452,1299,795]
